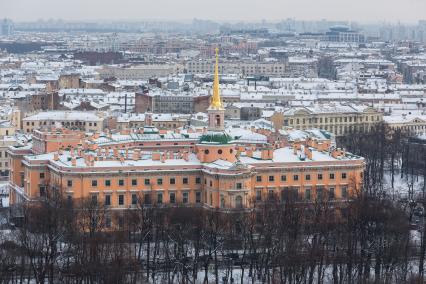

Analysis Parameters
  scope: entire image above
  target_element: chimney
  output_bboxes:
[246,148,253,157]
[305,146,313,160]
[152,151,161,161]
[71,157,77,166]
[85,156,90,166]
[332,149,340,159]
[133,150,141,161]
[183,151,189,161]
[261,147,273,160]
[53,152,59,161]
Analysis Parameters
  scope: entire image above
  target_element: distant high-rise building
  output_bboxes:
[1,19,14,36]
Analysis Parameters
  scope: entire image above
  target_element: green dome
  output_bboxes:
[199,131,233,144]
[143,126,159,134]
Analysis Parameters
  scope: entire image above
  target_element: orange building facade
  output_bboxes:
[8,49,365,216]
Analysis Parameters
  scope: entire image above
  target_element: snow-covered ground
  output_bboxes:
[0,181,9,208]
[383,170,425,199]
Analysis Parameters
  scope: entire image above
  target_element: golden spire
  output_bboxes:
[210,47,223,110]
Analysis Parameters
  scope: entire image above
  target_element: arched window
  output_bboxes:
[235,196,243,208]
[216,115,221,126]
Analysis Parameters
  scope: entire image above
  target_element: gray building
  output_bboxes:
[1,19,14,36]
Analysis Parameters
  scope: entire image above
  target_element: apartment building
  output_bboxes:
[22,111,106,133]
[135,92,210,114]
[273,104,383,136]
[186,59,287,77]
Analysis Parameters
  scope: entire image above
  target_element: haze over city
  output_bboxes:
[1,0,425,23]
[3,0,426,283]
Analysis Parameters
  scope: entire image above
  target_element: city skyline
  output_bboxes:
[1,0,425,24]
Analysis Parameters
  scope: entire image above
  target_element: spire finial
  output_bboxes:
[210,47,223,110]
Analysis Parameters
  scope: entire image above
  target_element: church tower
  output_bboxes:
[197,47,236,163]
[208,47,225,131]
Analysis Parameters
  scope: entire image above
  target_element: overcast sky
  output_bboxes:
[1,0,425,23]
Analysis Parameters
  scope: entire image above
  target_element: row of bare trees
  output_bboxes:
[0,190,421,284]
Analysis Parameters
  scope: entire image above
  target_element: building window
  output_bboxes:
[236,183,242,189]
[92,180,97,187]
[105,215,111,228]
[144,179,150,185]
[105,180,111,187]
[317,187,323,200]
[183,177,188,184]
[67,180,72,187]
[218,149,223,154]
[39,173,45,179]
[105,195,111,206]
[341,186,348,199]
[157,178,163,185]
[170,192,176,204]
[256,176,262,182]
[293,175,299,181]
[305,174,311,181]
[144,193,151,205]
[341,173,347,179]
[256,190,262,201]
[329,173,335,180]
[157,193,163,204]
[118,194,124,206]
[132,179,137,186]
[183,192,189,204]
[39,186,46,197]
[196,177,201,184]
[131,194,138,205]
[170,178,176,185]
[318,174,323,180]
[281,175,286,181]
[119,179,124,186]
[220,195,225,208]
[329,188,335,200]
[235,196,243,208]
[268,190,275,200]
[269,176,274,182]
[196,191,201,203]
[91,194,98,205]
[305,188,311,200]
